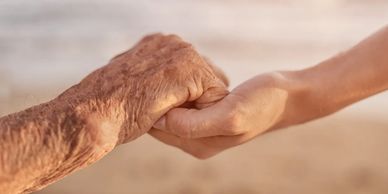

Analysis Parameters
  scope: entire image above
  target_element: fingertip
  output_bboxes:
[153,116,166,130]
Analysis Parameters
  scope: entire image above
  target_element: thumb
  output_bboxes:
[153,60,232,138]
[153,90,236,139]
[195,86,229,109]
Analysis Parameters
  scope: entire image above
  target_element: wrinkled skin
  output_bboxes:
[64,33,229,144]
[0,34,228,193]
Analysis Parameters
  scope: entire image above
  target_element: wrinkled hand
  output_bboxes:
[150,73,294,159]
[59,34,229,146]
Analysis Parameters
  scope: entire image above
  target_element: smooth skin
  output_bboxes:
[150,25,388,159]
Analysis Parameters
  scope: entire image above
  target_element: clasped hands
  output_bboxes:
[74,34,293,159]
[2,27,387,194]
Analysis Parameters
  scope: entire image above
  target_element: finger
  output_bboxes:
[197,57,229,108]
[148,128,253,159]
[202,57,229,87]
[153,98,240,138]
[195,85,229,109]
[148,128,221,159]
[148,128,183,148]
[152,70,231,138]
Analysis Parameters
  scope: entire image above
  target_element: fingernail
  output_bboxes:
[153,116,166,130]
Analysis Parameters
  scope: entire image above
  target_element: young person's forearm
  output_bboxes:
[277,26,388,128]
[0,89,114,193]
[302,26,388,110]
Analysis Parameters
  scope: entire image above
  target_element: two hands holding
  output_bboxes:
[77,26,388,161]
[2,25,388,193]
[90,34,297,159]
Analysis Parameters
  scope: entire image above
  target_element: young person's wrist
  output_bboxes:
[268,69,328,129]
[276,52,355,129]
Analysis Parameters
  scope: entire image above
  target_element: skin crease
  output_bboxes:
[0,34,229,193]
[150,25,388,159]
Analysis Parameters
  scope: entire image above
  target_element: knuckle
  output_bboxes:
[140,33,163,42]
[165,34,182,41]
[222,110,245,135]
[219,98,252,135]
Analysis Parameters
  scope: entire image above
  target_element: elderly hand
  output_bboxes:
[59,34,229,147]
[149,72,296,159]
[0,34,230,193]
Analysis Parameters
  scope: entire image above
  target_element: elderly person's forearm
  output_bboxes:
[0,34,228,193]
[0,90,113,193]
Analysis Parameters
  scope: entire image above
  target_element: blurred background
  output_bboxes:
[1,0,388,193]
